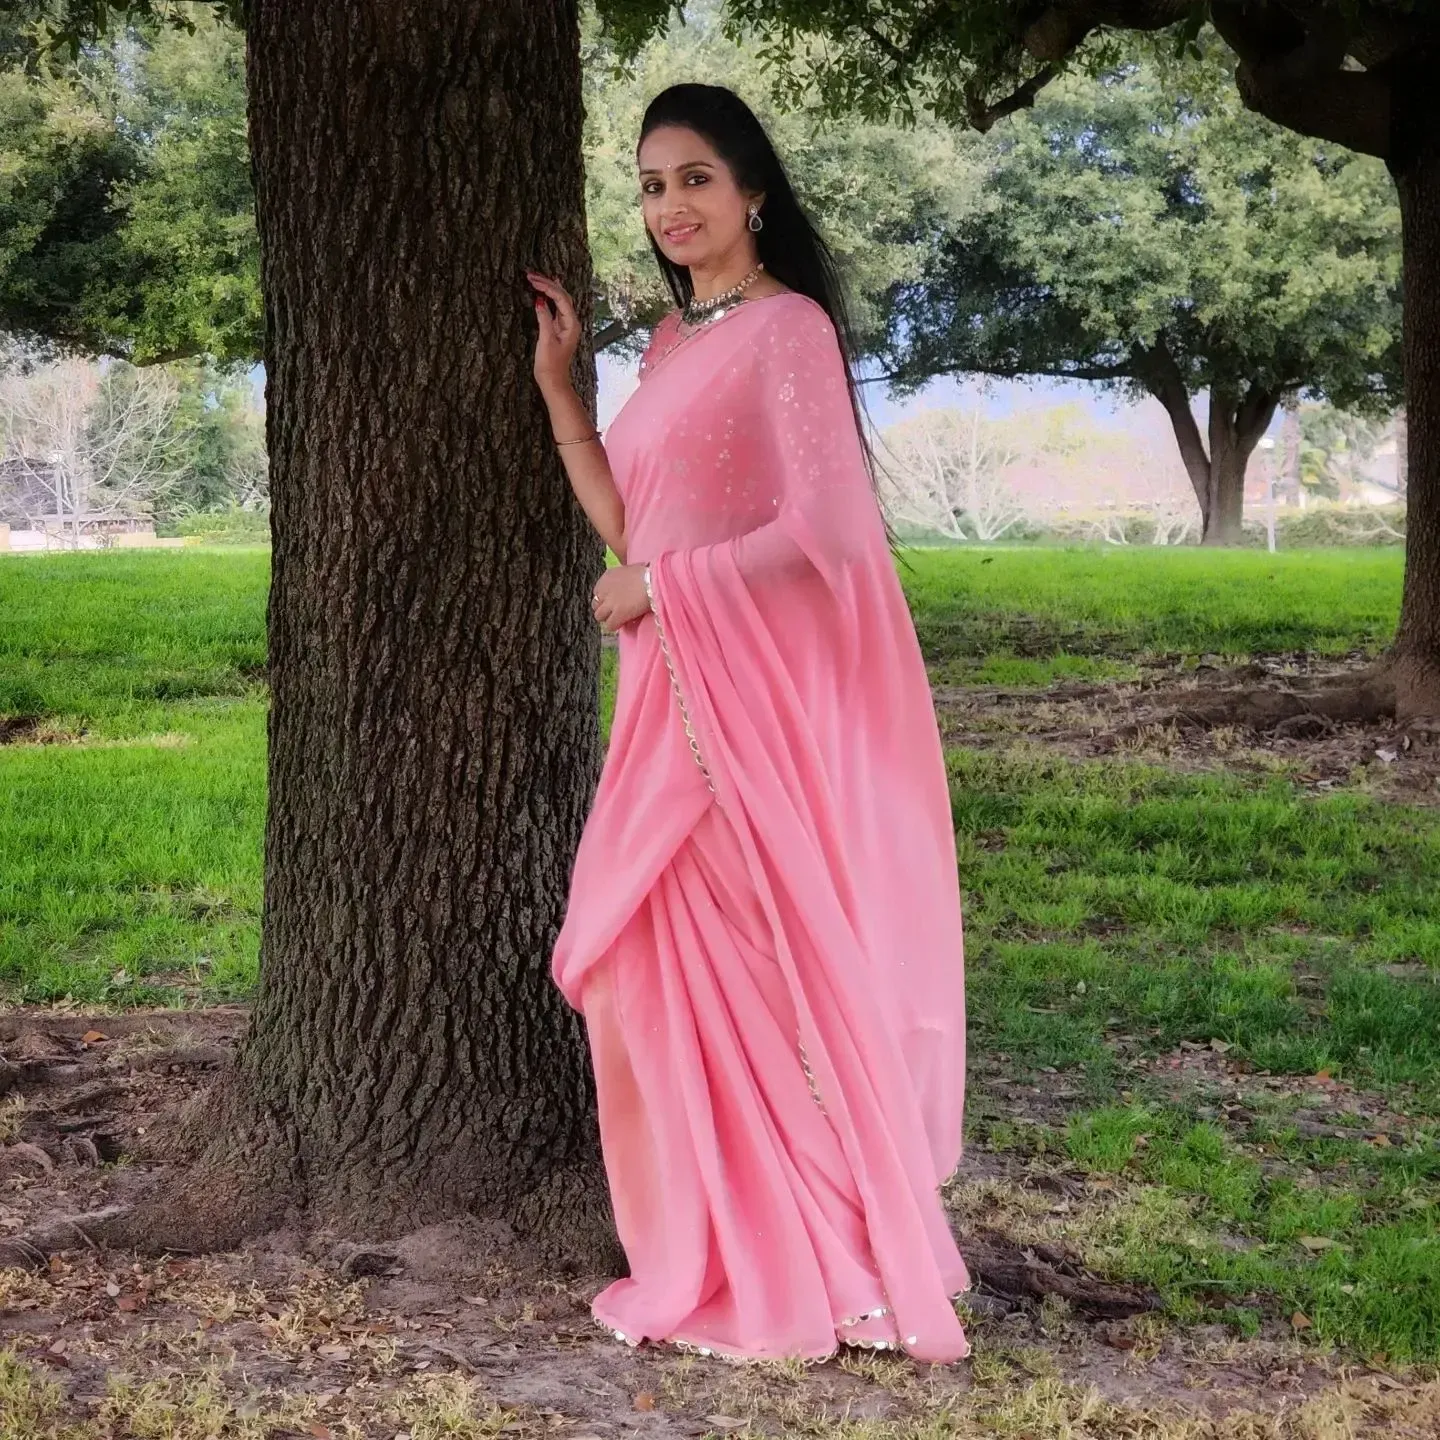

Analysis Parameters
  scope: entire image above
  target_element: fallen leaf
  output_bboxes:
[705,1417,746,1431]
[1209,1038,1232,1054]
[307,1427,335,1440]
[116,1297,140,1312]
[80,1030,107,1044]
[316,1343,352,1360]
[634,1392,657,1412]
[1376,747,1398,764]
[1370,1134,1392,1148]
[1297,1236,1337,1252]
[1291,1311,1313,1330]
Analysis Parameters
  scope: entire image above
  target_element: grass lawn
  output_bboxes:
[3,542,1438,1381]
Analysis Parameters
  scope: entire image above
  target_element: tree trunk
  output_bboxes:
[1146,361,1275,546]
[1139,339,1278,546]
[216,0,608,1248]
[1202,393,1247,546]
[1391,110,1440,721]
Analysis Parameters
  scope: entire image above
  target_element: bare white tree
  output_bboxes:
[0,360,189,547]
[878,407,1026,542]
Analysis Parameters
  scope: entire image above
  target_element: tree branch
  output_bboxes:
[594,318,640,352]
[965,64,1062,133]
[1022,2,1192,64]
[1209,1,1392,158]
[1133,336,1212,516]
[1235,380,1282,454]
[863,358,1136,387]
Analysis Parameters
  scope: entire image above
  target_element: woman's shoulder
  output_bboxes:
[747,290,841,361]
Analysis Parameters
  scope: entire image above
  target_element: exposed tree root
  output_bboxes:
[1126,670,1398,737]
[0,1204,134,1268]
[962,1231,1160,1319]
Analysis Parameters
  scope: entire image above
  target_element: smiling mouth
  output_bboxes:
[662,222,701,243]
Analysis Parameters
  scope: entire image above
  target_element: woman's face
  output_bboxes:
[637,125,758,270]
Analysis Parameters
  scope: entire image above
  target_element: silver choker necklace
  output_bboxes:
[680,263,765,328]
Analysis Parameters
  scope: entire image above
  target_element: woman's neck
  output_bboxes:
[689,244,761,302]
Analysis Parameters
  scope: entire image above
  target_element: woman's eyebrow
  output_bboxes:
[638,160,716,177]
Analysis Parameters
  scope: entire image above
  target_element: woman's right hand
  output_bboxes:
[527,272,581,395]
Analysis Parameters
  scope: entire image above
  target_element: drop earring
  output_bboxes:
[748,205,763,233]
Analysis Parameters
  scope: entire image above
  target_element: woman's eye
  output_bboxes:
[686,173,708,185]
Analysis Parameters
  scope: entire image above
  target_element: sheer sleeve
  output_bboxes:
[705,299,886,592]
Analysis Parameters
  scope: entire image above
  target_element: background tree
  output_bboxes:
[880,56,1401,545]
[161,363,267,515]
[0,357,189,540]
[0,12,258,362]
[878,407,1025,542]
[1298,404,1396,504]
[595,0,1440,719]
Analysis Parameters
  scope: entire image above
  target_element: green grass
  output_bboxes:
[904,546,1403,684]
[6,544,1439,1360]
[951,748,1440,1106]
[1053,1104,1440,1362]
[0,548,268,728]
[0,550,268,1001]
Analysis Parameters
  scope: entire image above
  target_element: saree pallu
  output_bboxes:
[553,294,970,1364]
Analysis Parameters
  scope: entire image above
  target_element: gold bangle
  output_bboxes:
[555,432,599,447]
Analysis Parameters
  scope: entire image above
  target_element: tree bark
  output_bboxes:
[1143,343,1277,545]
[1390,89,1440,722]
[207,0,609,1249]
[1198,386,1276,546]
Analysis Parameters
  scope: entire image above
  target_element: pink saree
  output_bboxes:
[553,293,969,1364]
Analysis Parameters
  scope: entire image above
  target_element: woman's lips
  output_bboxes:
[662,222,701,244]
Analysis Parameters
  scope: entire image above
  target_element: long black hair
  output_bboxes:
[639,84,877,486]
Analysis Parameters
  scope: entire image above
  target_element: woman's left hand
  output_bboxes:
[592,563,651,633]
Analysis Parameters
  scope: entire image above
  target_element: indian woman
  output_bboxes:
[527,83,969,1365]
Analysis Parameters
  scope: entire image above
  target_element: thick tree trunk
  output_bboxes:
[1147,357,1276,546]
[1200,391,1256,546]
[1390,109,1440,722]
[212,1,608,1247]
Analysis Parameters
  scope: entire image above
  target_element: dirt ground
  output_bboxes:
[4,662,1440,1436]
[936,652,1440,806]
[3,1011,1437,1438]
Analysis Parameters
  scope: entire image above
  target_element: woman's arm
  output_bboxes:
[528,272,628,561]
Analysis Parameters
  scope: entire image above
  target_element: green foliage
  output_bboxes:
[0,16,259,361]
[882,55,1402,418]
[162,364,266,516]
[1298,403,1395,502]
[0,2,239,68]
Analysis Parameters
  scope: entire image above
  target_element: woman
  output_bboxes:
[527,84,969,1365]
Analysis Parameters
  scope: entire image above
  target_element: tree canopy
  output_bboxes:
[0,4,976,365]
[881,51,1402,540]
[0,13,257,362]
[599,2,1436,168]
